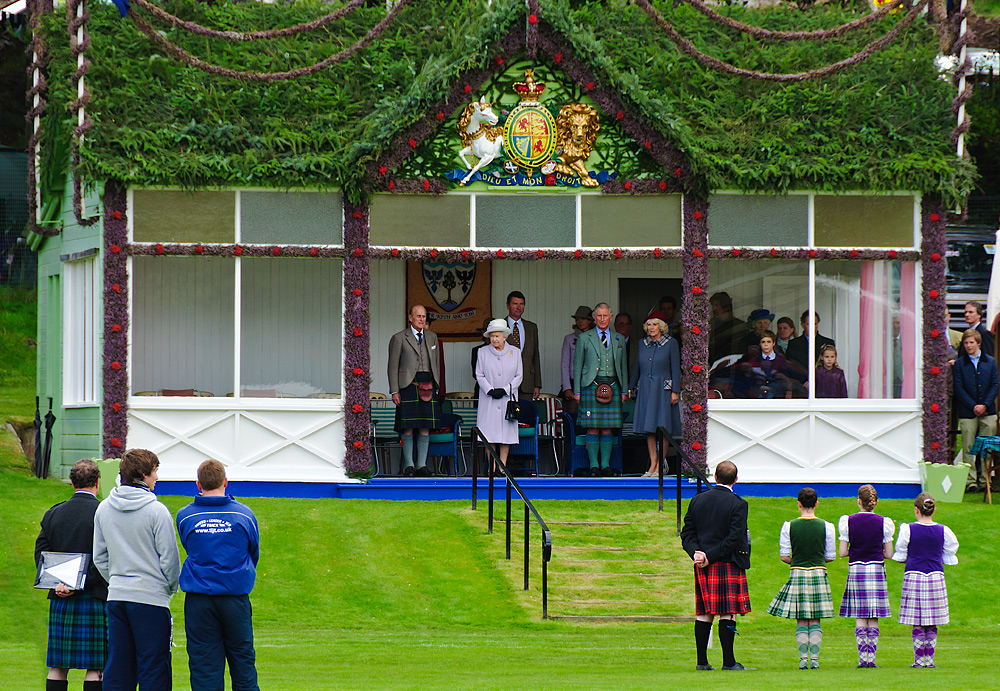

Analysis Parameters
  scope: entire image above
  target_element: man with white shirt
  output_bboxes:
[505,291,541,400]
[387,305,442,476]
[954,328,999,491]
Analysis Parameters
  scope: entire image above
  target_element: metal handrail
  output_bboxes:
[654,426,712,534]
[470,426,553,619]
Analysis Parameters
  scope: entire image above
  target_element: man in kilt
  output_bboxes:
[35,459,109,691]
[681,460,752,671]
[388,305,442,476]
[573,303,628,476]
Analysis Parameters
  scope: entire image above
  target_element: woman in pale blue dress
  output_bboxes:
[628,311,681,477]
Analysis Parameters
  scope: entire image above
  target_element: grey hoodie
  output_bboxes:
[93,485,180,608]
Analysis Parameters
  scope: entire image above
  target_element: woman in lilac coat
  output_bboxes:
[476,318,524,468]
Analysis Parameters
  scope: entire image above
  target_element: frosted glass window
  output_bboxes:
[369,195,470,246]
[133,190,235,243]
[708,195,808,247]
[476,195,575,247]
[63,257,98,405]
[240,191,343,245]
[240,258,343,397]
[814,195,916,248]
[131,257,235,396]
[581,195,681,247]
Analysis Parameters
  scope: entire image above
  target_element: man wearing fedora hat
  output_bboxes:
[561,306,594,416]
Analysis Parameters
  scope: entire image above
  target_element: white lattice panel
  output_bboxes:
[707,403,920,483]
[128,404,347,482]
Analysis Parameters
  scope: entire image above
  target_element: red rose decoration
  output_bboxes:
[809,249,817,258]
[111,283,121,293]
[653,248,661,257]
[888,250,897,258]
[613,249,622,258]
[930,213,940,222]
[624,181,632,191]
[732,249,741,257]
[112,323,122,332]
[537,250,545,258]
[430,249,438,258]
[528,13,538,24]
[436,111,445,120]
[353,248,363,257]
[644,140,652,150]
[196,244,204,254]
[770,248,778,257]
[234,246,243,256]
[112,402,122,413]
[353,328,364,337]
[496,56,504,66]
[674,167,683,177]
[352,211,363,219]
[111,361,122,370]
[155,243,164,255]
[585,81,594,91]
[692,365,703,373]
[463,84,472,93]
[930,252,941,262]
[616,111,624,120]
[691,404,702,412]
[574,250,582,258]
[692,249,703,257]
[110,437,122,448]
[931,366,941,375]
[423,179,430,192]
[352,404,364,414]
[391,248,399,257]
[554,53,563,63]
[352,367,364,376]
[930,329,940,338]
[461,250,470,259]
[408,139,417,149]
[929,289,939,298]
[692,286,702,295]
[496,249,505,258]
[931,441,940,450]
[273,246,281,256]
[352,288,363,297]
[310,248,319,257]
[110,210,122,220]
[850,250,859,258]
[691,442,702,451]
[353,440,365,450]
[378,166,387,176]
[387,181,395,191]
[545,174,556,186]
[931,403,940,413]
[691,326,701,335]
[658,180,667,191]
[110,244,121,254]
[693,211,703,221]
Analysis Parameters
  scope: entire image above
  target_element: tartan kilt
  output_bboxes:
[395,372,442,432]
[47,593,108,669]
[839,562,891,619]
[578,377,622,429]
[695,562,751,616]
[898,571,950,626]
[766,567,835,620]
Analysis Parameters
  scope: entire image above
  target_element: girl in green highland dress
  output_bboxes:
[766,487,837,669]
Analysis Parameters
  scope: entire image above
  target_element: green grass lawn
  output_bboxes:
[0,287,37,423]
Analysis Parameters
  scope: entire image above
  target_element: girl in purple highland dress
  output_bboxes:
[815,344,848,398]
[838,484,895,668]
[892,493,959,668]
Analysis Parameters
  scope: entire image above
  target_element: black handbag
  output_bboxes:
[504,387,521,421]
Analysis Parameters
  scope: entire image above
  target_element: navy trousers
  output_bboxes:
[104,601,172,691]
[184,593,259,691]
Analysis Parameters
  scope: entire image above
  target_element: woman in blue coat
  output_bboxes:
[628,311,682,477]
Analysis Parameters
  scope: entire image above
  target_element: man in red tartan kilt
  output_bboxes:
[681,460,753,671]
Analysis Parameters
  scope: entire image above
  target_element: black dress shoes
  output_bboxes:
[415,466,432,477]
[403,466,415,477]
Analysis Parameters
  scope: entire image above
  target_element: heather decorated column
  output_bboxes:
[102,180,128,458]
[921,196,949,464]
[682,194,709,469]
[343,198,372,476]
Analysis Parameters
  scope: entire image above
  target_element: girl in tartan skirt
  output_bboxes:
[892,493,959,668]
[766,488,836,669]
[838,484,895,668]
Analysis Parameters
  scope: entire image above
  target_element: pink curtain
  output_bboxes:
[857,262,885,398]
[900,262,917,398]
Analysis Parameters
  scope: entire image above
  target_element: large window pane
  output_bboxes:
[707,259,809,399]
[133,190,235,243]
[63,256,98,405]
[369,194,470,246]
[132,257,235,396]
[240,258,342,397]
[581,194,681,247]
[476,194,575,247]
[814,195,916,248]
[708,194,808,247]
[241,191,343,245]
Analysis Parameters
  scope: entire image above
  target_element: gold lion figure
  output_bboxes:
[551,103,600,187]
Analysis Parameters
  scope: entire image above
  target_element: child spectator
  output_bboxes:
[838,484,895,668]
[892,493,959,668]
[766,487,836,669]
[815,344,848,398]
[741,330,790,398]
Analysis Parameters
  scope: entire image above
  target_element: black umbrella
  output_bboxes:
[33,396,42,478]
[40,398,56,480]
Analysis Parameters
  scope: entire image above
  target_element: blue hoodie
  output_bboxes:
[176,495,259,596]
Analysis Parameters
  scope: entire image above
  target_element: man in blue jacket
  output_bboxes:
[177,460,260,691]
[954,328,999,492]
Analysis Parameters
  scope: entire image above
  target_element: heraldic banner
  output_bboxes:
[406,260,492,341]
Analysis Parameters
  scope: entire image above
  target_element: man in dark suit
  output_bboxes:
[614,312,633,375]
[35,458,108,691]
[964,300,995,357]
[681,460,752,671]
[387,304,442,476]
[785,310,835,371]
[505,291,541,400]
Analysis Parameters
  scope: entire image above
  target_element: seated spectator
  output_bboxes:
[709,292,749,366]
[775,316,796,354]
[741,309,775,354]
[738,330,792,399]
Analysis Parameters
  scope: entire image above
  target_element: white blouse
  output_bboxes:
[778,519,837,561]
[891,522,959,566]
[838,513,895,544]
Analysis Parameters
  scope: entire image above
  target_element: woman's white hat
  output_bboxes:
[483,318,511,338]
